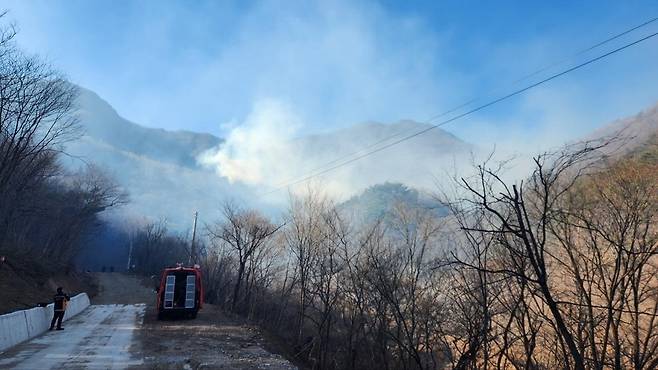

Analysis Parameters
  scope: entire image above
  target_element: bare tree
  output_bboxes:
[132,220,168,274]
[285,190,328,342]
[448,141,615,370]
[0,14,79,247]
[43,166,126,264]
[549,159,658,369]
[361,203,447,370]
[208,202,281,311]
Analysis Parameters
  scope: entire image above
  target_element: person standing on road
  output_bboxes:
[49,287,70,331]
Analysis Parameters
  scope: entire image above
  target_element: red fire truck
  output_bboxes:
[155,264,204,319]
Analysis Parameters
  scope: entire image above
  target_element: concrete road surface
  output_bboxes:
[0,273,296,370]
[0,304,145,369]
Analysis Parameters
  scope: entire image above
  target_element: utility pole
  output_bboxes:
[126,232,133,272]
[189,211,198,265]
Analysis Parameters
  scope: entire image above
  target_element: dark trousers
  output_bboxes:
[50,311,65,329]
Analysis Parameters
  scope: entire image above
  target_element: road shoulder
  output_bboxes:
[130,303,296,370]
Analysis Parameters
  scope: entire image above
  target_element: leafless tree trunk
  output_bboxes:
[448,142,613,370]
[208,202,281,311]
[0,14,80,249]
[285,190,327,343]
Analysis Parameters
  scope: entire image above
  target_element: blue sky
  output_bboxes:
[3,0,658,148]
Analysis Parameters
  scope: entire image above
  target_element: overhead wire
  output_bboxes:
[261,17,658,195]
[259,29,658,197]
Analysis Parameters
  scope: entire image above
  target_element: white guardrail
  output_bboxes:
[0,293,90,352]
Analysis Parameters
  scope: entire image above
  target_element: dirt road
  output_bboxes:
[92,273,154,305]
[132,304,296,370]
[0,273,296,370]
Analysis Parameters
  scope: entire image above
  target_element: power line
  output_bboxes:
[260,30,658,196]
[262,17,658,194]
[510,16,658,86]
[265,98,476,191]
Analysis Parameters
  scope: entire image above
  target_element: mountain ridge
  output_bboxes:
[65,86,475,227]
[66,85,658,228]
[587,101,658,157]
[76,87,222,169]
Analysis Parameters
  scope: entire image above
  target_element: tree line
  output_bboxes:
[0,15,123,270]
[5,10,657,369]
[192,139,658,370]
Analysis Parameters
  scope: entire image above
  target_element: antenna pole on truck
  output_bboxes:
[189,211,198,264]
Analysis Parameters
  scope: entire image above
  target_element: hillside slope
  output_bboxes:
[0,257,97,314]
[291,120,473,193]
[588,101,658,158]
[64,87,475,226]
[75,88,222,168]
[64,88,248,229]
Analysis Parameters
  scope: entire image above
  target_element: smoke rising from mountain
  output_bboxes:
[198,99,475,201]
[199,99,303,187]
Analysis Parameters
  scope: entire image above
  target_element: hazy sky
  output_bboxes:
[3,1,658,148]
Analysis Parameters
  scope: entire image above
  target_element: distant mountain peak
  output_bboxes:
[73,85,222,169]
[65,86,474,227]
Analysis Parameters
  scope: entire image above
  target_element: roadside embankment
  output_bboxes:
[0,255,98,314]
[0,293,90,352]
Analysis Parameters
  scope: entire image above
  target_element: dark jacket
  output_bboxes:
[53,292,70,312]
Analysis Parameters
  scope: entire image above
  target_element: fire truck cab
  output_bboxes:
[156,264,203,319]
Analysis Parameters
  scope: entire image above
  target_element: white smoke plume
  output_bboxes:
[198,99,303,188]
[198,99,476,202]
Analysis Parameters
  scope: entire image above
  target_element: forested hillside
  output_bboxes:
[0,16,118,312]
[2,5,658,369]
[63,88,474,229]
[186,126,658,370]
